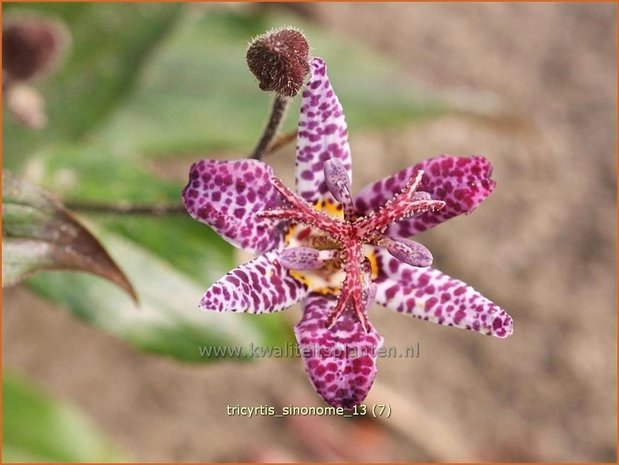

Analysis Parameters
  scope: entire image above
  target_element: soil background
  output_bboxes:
[4,2,617,462]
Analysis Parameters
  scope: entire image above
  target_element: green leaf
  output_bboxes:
[27,227,289,362]
[2,172,136,301]
[98,216,235,286]
[3,371,125,462]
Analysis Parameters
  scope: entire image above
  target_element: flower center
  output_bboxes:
[258,158,445,332]
[283,222,345,295]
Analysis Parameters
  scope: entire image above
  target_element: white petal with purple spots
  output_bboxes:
[354,155,496,237]
[295,293,384,408]
[370,248,513,338]
[201,250,309,313]
[183,159,286,253]
[295,57,352,205]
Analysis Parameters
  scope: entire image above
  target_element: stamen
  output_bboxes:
[325,240,370,332]
[324,290,349,329]
[362,282,377,313]
[259,209,314,222]
[267,176,349,238]
[412,191,431,201]
[279,247,335,270]
[377,236,433,267]
[324,158,355,220]
[353,170,446,239]
[356,261,376,331]
[356,302,370,333]
[355,198,445,239]
[392,169,424,203]
[267,168,440,331]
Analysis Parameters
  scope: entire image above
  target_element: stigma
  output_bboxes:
[258,158,445,332]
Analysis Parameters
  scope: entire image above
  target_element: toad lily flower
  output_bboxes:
[183,57,513,408]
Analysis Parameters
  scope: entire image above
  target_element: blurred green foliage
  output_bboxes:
[3,372,125,462]
[3,3,183,167]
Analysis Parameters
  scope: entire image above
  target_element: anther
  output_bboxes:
[279,247,335,270]
[378,236,433,267]
[323,158,355,219]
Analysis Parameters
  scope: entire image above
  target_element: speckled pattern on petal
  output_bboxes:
[201,250,309,313]
[183,159,286,253]
[296,57,352,205]
[295,294,384,408]
[354,155,496,237]
[370,247,513,338]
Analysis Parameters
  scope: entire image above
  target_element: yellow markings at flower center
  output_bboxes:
[364,246,379,280]
[315,197,344,219]
[282,197,378,294]
[284,221,343,295]
[289,268,344,296]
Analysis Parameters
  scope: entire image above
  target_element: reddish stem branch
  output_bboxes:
[66,201,187,216]
[250,94,290,160]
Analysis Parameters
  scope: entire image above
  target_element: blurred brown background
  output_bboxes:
[4,2,616,462]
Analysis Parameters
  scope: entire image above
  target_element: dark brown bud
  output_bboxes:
[3,14,70,83]
[246,27,310,97]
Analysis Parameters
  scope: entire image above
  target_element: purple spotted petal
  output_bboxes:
[296,57,352,205]
[354,155,496,237]
[183,159,285,253]
[295,293,384,408]
[370,247,513,338]
[201,250,308,313]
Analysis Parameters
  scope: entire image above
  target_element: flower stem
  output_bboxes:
[66,201,186,216]
[63,127,299,216]
[267,129,297,154]
[250,94,290,160]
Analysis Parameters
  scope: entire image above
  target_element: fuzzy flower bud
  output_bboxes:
[246,27,310,97]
